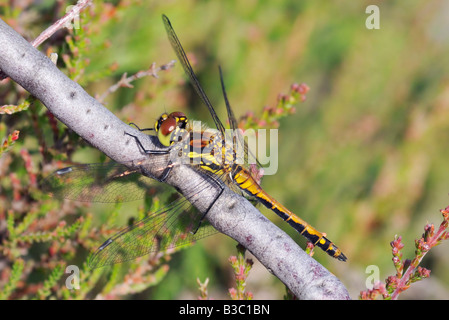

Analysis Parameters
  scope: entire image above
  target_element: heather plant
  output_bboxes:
[360,207,449,300]
[228,245,254,300]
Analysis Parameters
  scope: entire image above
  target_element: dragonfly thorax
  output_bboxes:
[155,111,188,147]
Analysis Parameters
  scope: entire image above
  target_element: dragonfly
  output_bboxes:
[42,15,346,268]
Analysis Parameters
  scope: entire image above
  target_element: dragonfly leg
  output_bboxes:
[129,122,154,132]
[125,132,169,155]
[191,174,225,234]
[158,160,173,182]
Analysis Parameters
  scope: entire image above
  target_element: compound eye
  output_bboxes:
[157,116,177,146]
[160,117,176,136]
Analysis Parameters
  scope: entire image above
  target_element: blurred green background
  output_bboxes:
[3,0,449,299]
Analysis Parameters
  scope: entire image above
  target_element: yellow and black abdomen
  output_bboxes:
[231,164,347,261]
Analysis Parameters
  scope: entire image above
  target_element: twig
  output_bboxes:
[96,60,176,104]
[31,0,92,48]
[0,0,92,80]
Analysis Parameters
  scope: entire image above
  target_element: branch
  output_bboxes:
[0,18,350,300]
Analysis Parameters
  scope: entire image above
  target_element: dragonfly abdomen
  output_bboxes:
[231,164,347,261]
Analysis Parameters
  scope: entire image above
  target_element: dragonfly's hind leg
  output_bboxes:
[191,174,225,235]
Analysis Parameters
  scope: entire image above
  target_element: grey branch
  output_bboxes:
[0,18,350,300]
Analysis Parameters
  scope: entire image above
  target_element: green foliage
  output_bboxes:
[0,258,24,300]
[0,129,20,158]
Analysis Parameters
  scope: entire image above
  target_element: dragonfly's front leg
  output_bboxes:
[128,122,153,132]
[125,131,173,182]
[125,132,168,155]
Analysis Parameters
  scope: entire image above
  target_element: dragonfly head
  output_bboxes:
[155,112,188,146]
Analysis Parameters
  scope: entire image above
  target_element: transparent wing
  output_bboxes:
[88,196,217,268]
[41,162,160,203]
[87,169,244,268]
[42,160,244,268]
[162,14,226,137]
[218,66,263,172]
